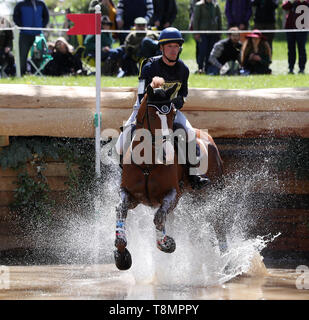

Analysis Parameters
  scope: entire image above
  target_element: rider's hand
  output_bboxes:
[171,96,184,110]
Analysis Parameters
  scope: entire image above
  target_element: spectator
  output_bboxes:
[189,0,199,71]
[208,27,242,75]
[252,0,278,51]
[151,0,177,30]
[241,29,272,74]
[116,0,154,44]
[47,42,55,55]
[225,0,252,42]
[84,15,114,61]
[13,0,49,75]
[88,0,117,30]
[0,16,15,76]
[109,17,159,77]
[282,0,309,74]
[193,0,222,74]
[43,37,84,76]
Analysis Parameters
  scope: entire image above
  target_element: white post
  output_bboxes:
[95,5,102,178]
[13,26,21,77]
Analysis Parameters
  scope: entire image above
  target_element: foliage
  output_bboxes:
[0,137,59,170]
[173,0,190,34]
[45,0,89,13]
[10,169,55,226]
[0,137,96,227]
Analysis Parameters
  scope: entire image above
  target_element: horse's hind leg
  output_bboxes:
[154,188,177,253]
[114,188,136,270]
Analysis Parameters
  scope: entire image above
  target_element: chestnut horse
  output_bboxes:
[114,82,223,270]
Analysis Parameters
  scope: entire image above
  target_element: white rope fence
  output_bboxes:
[1,26,309,33]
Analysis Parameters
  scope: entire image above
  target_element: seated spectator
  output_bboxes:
[84,15,114,61]
[0,16,15,76]
[108,17,159,77]
[241,30,272,75]
[208,27,242,75]
[43,37,84,76]
[151,0,177,30]
[47,42,55,55]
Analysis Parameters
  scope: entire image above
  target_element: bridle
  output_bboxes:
[136,99,175,145]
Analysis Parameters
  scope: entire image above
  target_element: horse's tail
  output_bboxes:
[196,129,224,180]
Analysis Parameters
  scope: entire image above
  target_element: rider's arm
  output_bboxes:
[133,60,153,110]
[172,64,189,110]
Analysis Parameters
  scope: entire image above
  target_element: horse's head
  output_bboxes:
[141,83,178,164]
[146,83,177,117]
[143,83,177,135]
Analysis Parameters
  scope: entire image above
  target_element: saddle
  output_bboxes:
[120,121,197,166]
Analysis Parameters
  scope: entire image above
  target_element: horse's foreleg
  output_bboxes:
[115,188,133,251]
[114,188,136,271]
[154,188,177,253]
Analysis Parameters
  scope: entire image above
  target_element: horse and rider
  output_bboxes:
[113,27,224,270]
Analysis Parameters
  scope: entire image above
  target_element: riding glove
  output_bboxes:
[171,96,185,110]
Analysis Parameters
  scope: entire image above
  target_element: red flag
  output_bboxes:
[66,13,101,35]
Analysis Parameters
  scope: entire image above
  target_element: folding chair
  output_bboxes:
[28,33,53,76]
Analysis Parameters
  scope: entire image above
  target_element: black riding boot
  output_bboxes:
[188,174,210,190]
[187,142,211,190]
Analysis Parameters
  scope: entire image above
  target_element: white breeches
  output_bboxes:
[115,109,196,155]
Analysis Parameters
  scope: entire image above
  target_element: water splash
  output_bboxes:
[93,144,279,288]
[30,141,279,290]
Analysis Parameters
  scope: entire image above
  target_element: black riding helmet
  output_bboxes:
[158,27,184,63]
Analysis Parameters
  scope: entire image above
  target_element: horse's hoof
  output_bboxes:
[157,235,176,253]
[114,248,132,270]
[115,236,127,252]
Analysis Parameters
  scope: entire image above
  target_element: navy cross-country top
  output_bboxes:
[134,56,190,110]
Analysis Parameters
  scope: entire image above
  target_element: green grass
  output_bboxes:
[1,38,309,89]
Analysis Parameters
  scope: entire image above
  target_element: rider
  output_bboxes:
[115,27,209,189]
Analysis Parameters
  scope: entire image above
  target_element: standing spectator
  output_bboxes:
[88,0,117,30]
[13,0,49,75]
[208,27,242,75]
[0,16,15,76]
[252,0,278,51]
[189,0,199,71]
[193,0,222,74]
[116,0,154,44]
[43,37,84,76]
[151,0,177,30]
[241,29,272,74]
[225,0,252,42]
[282,0,309,74]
